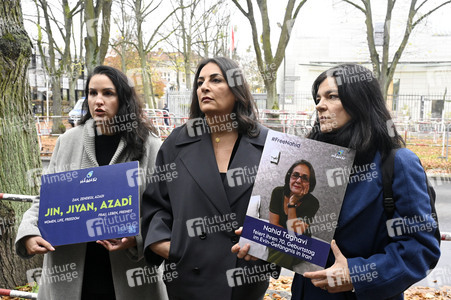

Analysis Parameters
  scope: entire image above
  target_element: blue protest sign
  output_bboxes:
[241,215,330,267]
[38,161,140,246]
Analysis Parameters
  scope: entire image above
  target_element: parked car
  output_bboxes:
[68,98,87,127]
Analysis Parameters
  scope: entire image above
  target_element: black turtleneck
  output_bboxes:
[81,131,121,299]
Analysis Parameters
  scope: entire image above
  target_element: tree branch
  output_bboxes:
[293,0,308,19]
[413,0,451,27]
[273,0,296,68]
[342,0,366,13]
[69,0,83,15]
[46,3,65,39]
[147,27,178,52]
[231,0,249,17]
[361,0,380,77]
[144,4,184,51]
[385,0,416,93]
[257,0,274,67]
[142,0,163,19]
[415,0,429,12]
[381,0,395,82]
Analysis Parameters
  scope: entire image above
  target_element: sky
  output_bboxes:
[230,0,451,60]
[21,0,451,62]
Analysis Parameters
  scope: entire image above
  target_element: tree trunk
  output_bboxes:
[37,0,65,134]
[120,45,127,74]
[69,77,77,106]
[84,0,112,73]
[135,0,152,108]
[148,70,157,109]
[181,1,193,89]
[0,0,43,288]
[98,0,112,65]
[265,79,278,110]
[51,77,65,133]
[84,0,97,74]
[141,64,153,108]
[379,72,390,103]
[231,0,306,110]
[184,38,192,89]
[346,0,451,101]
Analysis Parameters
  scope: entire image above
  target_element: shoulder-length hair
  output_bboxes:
[283,160,316,197]
[79,65,157,160]
[307,64,404,163]
[189,57,260,138]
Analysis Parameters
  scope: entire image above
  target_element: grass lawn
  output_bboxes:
[407,143,450,174]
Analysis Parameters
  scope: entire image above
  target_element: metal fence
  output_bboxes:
[164,91,450,159]
[27,92,450,158]
[33,92,451,124]
[165,91,451,121]
[165,91,192,118]
[388,94,451,121]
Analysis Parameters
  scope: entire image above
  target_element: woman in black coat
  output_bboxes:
[142,57,276,300]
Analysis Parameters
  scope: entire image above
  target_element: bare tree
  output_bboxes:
[61,0,84,106]
[35,0,63,133]
[0,0,43,287]
[193,0,230,59]
[236,46,265,92]
[67,5,86,105]
[343,0,451,100]
[172,0,201,89]
[232,0,307,109]
[165,49,185,91]
[169,0,230,89]
[110,0,136,74]
[34,0,82,133]
[84,0,113,73]
[129,0,182,108]
[108,0,184,107]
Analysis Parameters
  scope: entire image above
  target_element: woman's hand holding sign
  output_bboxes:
[303,240,354,293]
[24,235,55,255]
[97,236,137,251]
[231,227,258,261]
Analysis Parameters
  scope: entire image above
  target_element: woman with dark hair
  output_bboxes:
[188,57,260,138]
[79,65,155,160]
[307,64,404,163]
[16,65,167,300]
[267,160,319,268]
[142,57,275,299]
[234,64,440,300]
[294,64,440,299]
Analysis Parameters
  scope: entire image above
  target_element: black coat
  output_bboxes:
[142,124,275,300]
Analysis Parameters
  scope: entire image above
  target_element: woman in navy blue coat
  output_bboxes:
[234,64,440,300]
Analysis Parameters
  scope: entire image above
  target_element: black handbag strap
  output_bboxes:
[382,149,399,219]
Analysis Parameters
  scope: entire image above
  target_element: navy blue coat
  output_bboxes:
[142,124,275,300]
[292,148,441,300]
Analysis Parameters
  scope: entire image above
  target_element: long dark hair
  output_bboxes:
[189,57,260,137]
[80,65,156,160]
[307,64,405,163]
[283,160,316,197]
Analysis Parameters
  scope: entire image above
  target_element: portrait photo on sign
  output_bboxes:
[239,130,355,273]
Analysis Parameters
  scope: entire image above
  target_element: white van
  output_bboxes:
[68,98,86,127]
